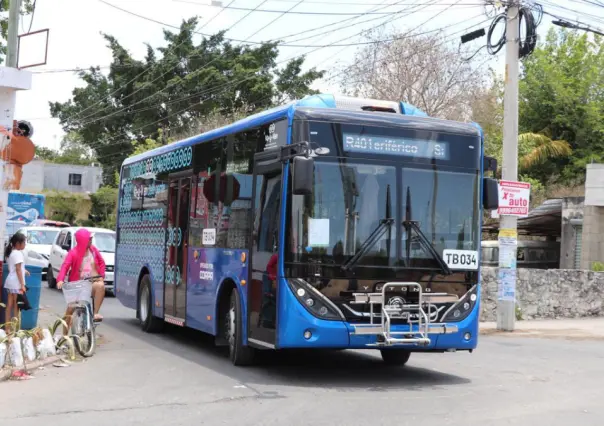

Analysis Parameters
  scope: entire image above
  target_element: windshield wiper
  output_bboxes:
[341,218,394,272]
[341,184,393,272]
[402,220,452,276]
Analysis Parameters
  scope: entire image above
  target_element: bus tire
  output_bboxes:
[227,289,255,366]
[380,350,411,366]
[138,274,163,333]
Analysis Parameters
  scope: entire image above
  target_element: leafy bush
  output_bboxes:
[592,262,604,272]
[44,191,85,224]
[89,186,118,230]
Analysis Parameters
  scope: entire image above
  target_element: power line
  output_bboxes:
[538,0,604,26]
[74,14,490,160]
[263,0,471,4]
[568,0,604,10]
[76,0,258,124]
[31,1,402,74]
[92,20,489,164]
[67,0,435,125]
[244,0,305,40]
[31,0,429,74]
[551,17,604,35]
[70,0,238,122]
[27,0,37,33]
[174,0,485,14]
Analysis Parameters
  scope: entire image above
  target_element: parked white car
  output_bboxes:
[15,226,61,281]
[48,227,116,294]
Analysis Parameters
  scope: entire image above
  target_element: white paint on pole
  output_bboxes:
[498,4,520,331]
[0,0,31,253]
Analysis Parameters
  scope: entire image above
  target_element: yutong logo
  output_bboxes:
[387,296,405,308]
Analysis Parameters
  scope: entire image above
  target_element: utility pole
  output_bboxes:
[0,0,31,273]
[6,0,21,67]
[497,2,519,331]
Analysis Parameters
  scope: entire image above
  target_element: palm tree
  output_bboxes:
[518,132,572,171]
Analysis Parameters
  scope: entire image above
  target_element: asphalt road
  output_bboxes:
[2,286,603,426]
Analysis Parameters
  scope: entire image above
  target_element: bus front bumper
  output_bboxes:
[275,280,480,351]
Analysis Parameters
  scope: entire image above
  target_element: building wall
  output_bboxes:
[585,163,604,206]
[560,197,584,269]
[42,163,102,194]
[480,267,604,321]
[580,206,604,270]
[21,160,102,194]
[581,164,604,270]
[20,160,45,193]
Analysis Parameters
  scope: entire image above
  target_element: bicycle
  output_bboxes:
[61,275,103,357]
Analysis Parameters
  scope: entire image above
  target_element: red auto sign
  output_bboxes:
[497,180,531,217]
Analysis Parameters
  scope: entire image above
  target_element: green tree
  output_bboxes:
[519,28,604,183]
[35,146,58,162]
[518,132,572,171]
[35,132,96,165]
[472,71,573,181]
[50,18,324,185]
[471,73,504,162]
[44,191,83,224]
[89,186,118,229]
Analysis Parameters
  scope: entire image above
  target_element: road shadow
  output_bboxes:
[104,317,471,390]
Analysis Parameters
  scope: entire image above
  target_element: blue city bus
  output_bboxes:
[115,94,499,366]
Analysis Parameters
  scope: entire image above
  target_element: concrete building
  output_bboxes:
[20,160,102,194]
[580,164,604,269]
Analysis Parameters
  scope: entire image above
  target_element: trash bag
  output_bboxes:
[37,329,56,359]
[23,337,36,362]
[8,337,24,368]
[0,330,7,368]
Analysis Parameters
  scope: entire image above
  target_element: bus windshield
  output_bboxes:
[286,121,480,276]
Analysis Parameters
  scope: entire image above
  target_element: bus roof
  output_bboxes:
[122,93,482,167]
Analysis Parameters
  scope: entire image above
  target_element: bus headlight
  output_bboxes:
[441,285,478,323]
[287,278,345,321]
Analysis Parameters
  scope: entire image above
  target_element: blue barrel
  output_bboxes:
[1,264,43,330]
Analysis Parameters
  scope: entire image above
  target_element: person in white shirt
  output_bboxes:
[4,232,29,330]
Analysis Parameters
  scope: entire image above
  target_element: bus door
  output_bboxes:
[247,159,283,348]
[164,175,191,326]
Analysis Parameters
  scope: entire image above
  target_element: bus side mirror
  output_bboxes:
[292,156,314,195]
[484,156,498,172]
[483,178,499,210]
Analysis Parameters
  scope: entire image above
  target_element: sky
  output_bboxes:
[10,0,603,150]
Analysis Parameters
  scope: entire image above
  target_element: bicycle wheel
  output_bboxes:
[71,306,96,357]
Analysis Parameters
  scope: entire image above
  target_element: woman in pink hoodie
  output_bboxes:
[57,228,106,322]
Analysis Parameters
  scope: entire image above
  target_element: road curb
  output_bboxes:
[0,355,62,382]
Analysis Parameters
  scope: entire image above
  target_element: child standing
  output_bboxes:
[4,233,29,331]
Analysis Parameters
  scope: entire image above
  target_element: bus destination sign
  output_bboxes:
[343,133,450,160]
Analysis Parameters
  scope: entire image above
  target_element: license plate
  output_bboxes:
[442,249,479,270]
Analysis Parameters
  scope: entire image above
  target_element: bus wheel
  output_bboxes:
[139,274,163,333]
[226,289,254,366]
[380,350,411,366]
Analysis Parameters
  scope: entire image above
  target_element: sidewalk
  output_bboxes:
[480,318,604,340]
[0,306,65,382]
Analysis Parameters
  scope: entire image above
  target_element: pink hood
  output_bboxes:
[57,228,106,283]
